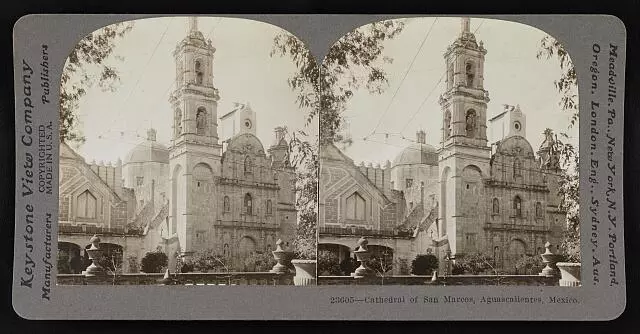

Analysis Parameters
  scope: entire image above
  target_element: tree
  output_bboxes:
[411,254,439,275]
[60,22,133,143]
[271,21,406,261]
[537,36,581,263]
[317,250,341,275]
[536,35,578,127]
[140,249,168,273]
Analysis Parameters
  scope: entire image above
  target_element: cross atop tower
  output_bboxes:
[461,17,470,34]
[188,17,198,33]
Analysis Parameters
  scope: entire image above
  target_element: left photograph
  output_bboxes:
[56,16,318,286]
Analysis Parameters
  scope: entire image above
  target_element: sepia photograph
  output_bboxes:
[56,16,318,286]
[317,17,581,286]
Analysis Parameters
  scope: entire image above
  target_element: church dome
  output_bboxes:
[392,130,439,167]
[124,128,169,164]
[393,143,439,167]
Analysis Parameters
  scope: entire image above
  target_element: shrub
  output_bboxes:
[515,255,544,275]
[411,254,439,275]
[454,252,495,275]
[140,250,168,273]
[191,249,229,272]
[243,252,276,272]
[339,257,359,275]
[317,250,341,275]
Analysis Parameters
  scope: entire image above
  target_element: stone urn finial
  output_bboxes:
[83,234,105,276]
[270,239,293,274]
[539,241,561,278]
[351,236,373,278]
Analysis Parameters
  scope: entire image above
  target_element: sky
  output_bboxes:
[67,16,577,166]
[336,17,579,165]
[69,17,314,163]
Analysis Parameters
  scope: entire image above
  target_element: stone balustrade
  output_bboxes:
[318,236,577,286]
[58,234,297,286]
[57,271,293,285]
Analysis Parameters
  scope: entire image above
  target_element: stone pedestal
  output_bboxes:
[291,259,317,286]
[557,263,581,287]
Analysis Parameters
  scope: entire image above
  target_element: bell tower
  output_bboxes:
[438,17,492,261]
[169,17,222,258]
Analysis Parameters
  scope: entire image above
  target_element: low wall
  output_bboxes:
[58,272,294,286]
[317,274,559,286]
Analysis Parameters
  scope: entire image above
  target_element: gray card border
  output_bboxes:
[12,14,626,320]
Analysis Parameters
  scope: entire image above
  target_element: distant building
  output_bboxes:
[57,18,297,274]
[318,18,566,275]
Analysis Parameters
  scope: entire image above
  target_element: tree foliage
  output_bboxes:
[271,19,406,145]
[536,35,578,127]
[60,22,133,143]
[537,35,581,263]
[411,254,439,275]
[317,250,341,275]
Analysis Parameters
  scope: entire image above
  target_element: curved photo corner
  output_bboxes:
[317,16,581,286]
[56,16,319,286]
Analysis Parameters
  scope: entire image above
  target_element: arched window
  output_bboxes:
[266,200,272,214]
[196,107,206,135]
[195,60,204,85]
[447,62,454,88]
[513,196,522,217]
[465,109,477,137]
[244,193,253,215]
[535,202,543,218]
[492,198,500,214]
[223,196,230,212]
[346,192,366,221]
[77,190,97,218]
[465,61,475,87]
[513,158,522,178]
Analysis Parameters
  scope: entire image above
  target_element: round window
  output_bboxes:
[514,121,521,131]
[244,119,252,129]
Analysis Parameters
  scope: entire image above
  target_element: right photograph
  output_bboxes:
[318,17,581,286]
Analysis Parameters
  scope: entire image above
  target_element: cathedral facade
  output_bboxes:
[319,18,566,275]
[57,18,297,274]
